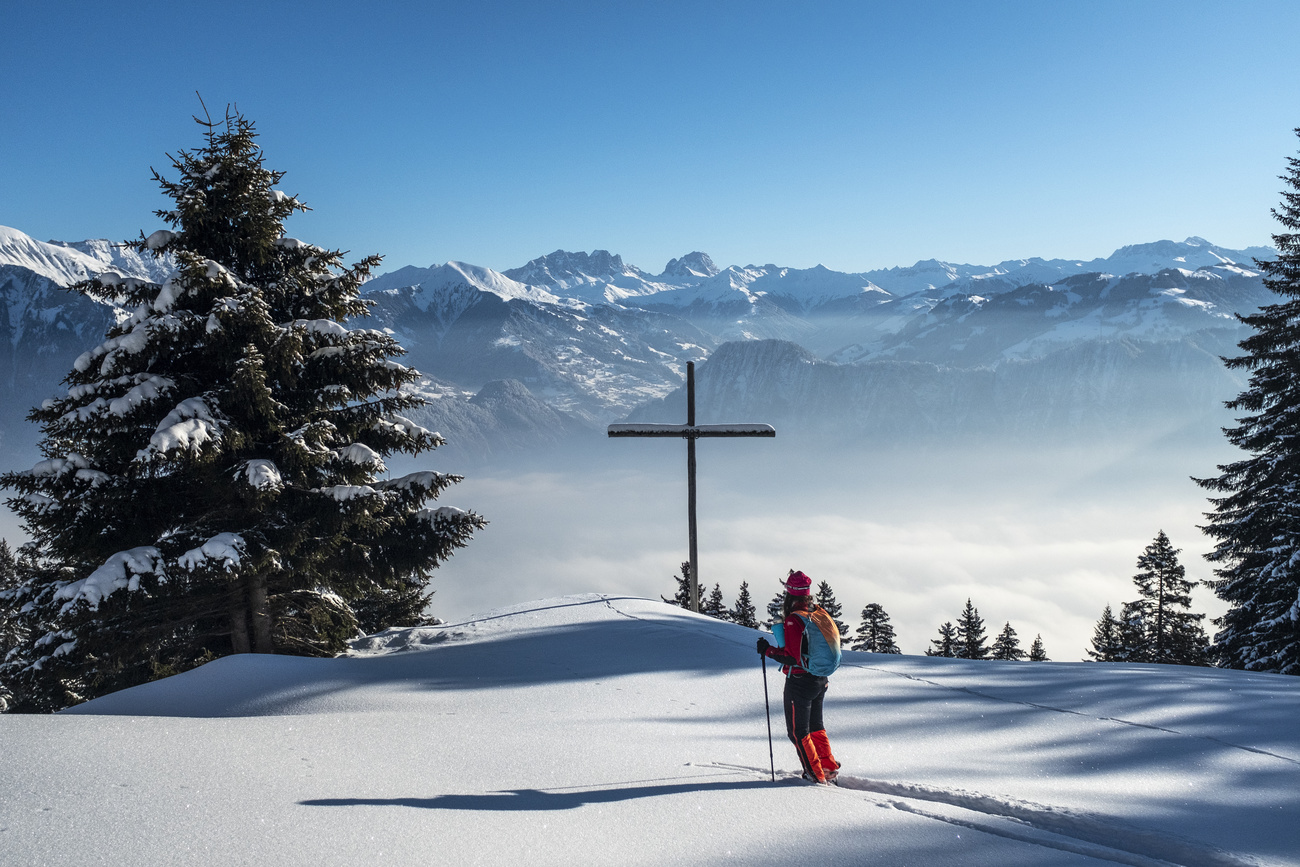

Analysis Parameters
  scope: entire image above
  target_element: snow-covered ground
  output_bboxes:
[3,594,1297,866]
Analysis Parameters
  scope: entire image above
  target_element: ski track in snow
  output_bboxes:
[702,763,1259,867]
[842,660,1300,768]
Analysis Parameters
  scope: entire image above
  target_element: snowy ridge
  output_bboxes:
[0,225,111,285]
[0,227,1281,468]
[476,237,1272,313]
[0,224,173,285]
[4,594,1293,866]
[363,260,561,309]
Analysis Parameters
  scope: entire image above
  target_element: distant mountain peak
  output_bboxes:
[503,249,644,287]
[661,252,718,279]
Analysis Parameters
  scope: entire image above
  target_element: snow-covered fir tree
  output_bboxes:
[0,540,17,645]
[813,580,849,635]
[926,621,958,658]
[0,540,22,711]
[0,109,485,711]
[955,599,990,660]
[703,584,729,621]
[851,602,901,653]
[662,561,698,610]
[1129,531,1209,665]
[1087,604,1123,661]
[1028,634,1049,661]
[990,622,1025,661]
[1196,138,1300,674]
[729,580,758,629]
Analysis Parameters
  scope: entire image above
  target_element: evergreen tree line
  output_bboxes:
[661,562,896,655]
[922,598,1049,661]
[666,564,1051,659]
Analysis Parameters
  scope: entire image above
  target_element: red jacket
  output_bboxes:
[764,608,810,675]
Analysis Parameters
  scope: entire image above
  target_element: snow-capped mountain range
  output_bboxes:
[0,224,1276,462]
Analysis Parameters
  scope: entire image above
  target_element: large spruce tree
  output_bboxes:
[1196,129,1300,675]
[0,109,485,711]
[0,540,22,711]
[851,602,901,653]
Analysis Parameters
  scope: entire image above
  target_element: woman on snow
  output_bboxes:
[757,570,841,784]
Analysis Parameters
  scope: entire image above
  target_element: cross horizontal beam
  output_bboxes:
[607,423,776,438]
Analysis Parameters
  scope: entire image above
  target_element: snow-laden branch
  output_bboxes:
[55,547,164,613]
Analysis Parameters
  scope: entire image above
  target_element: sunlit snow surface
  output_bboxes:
[3,595,1297,866]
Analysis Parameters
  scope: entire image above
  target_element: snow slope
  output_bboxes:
[3,594,1296,866]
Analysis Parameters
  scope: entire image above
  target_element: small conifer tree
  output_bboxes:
[926,621,958,657]
[955,599,990,660]
[851,602,901,653]
[990,622,1025,661]
[813,580,849,635]
[1132,531,1209,664]
[662,561,698,610]
[729,580,758,629]
[1028,634,1049,662]
[0,108,485,711]
[1117,600,1149,662]
[765,590,784,627]
[1087,604,1123,661]
[703,584,729,621]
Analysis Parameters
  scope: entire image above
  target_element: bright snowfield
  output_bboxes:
[3,596,1298,867]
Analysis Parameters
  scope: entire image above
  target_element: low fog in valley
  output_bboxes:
[394,422,1236,662]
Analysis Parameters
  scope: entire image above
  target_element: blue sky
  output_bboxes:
[4,1,1298,275]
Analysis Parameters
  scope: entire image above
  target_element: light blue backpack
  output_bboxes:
[772,606,842,676]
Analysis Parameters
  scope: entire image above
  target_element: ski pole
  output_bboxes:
[762,653,775,782]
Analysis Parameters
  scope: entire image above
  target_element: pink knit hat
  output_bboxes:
[782,570,812,596]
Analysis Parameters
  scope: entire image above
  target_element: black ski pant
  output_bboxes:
[783,671,828,773]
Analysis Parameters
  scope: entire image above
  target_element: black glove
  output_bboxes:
[757,637,771,656]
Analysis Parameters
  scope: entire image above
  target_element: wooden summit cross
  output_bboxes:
[608,361,775,613]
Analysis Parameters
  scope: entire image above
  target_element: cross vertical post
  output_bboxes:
[608,360,775,613]
[687,363,698,610]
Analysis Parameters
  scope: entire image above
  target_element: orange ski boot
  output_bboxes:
[810,730,840,782]
[798,733,827,783]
